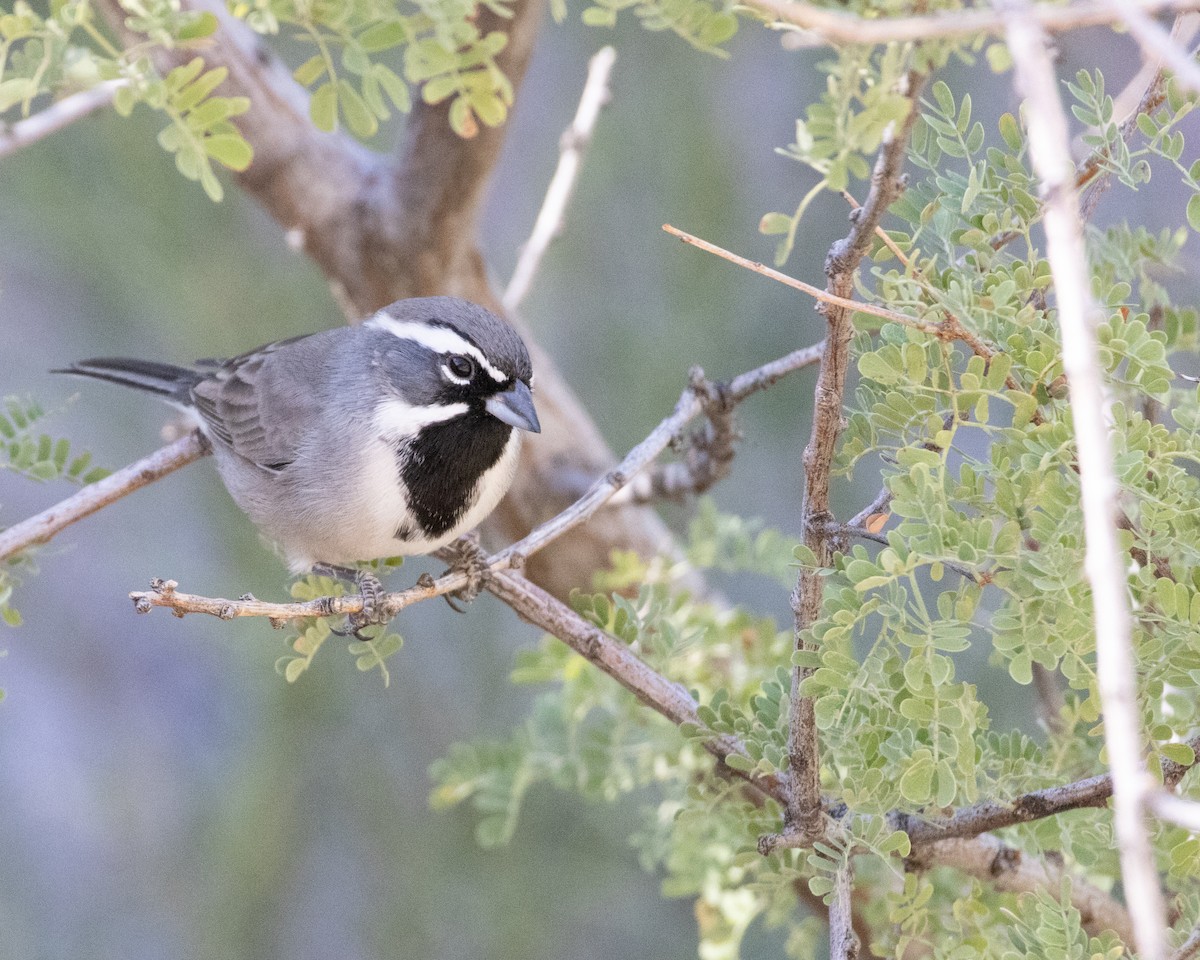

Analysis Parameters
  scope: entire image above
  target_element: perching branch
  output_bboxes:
[1003,4,1168,958]
[503,46,617,313]
[0,431,207,564]
[744,0,1200,47]
[0,80,126,160]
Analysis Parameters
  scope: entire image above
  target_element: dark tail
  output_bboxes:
[52,357,202,405]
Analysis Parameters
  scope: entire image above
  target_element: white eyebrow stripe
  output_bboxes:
[367,313,508,382]
[375,399,469,437]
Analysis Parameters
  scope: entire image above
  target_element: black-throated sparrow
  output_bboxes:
[57,297,540,604]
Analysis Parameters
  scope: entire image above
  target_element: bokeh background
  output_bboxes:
[1,11,1193,959]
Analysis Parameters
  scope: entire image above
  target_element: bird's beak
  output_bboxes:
[486,380,541,433]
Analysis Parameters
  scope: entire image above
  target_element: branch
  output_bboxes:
[902,733,1200,845]
[1003,6,1166,956]
[1107,1,1200,96]
[0,80,127,160]
[503,46,617,313]
[128,343,825,620]
[0,431,207,563]
[663,225,944,336]
[829,857,860,960]
[765,71,927,855]
[746,0,1200,47]
[1147,790,1200,832]
[907,834,1135,944]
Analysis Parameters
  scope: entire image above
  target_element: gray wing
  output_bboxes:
[190,331,342,473]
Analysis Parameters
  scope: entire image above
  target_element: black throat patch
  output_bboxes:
[395,410,513,540]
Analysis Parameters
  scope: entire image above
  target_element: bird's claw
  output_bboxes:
[312,563,390,636]
[441,534,489,612]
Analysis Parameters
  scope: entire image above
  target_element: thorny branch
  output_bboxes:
[1003,3,1168,958]
[768,70,927,855]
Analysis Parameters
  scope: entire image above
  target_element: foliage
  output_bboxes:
[276,564,405,685]
[431,44,1200,960]
[0,396,109,630]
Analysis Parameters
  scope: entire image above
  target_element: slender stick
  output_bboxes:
[503,47,617,313]
[663,224,944,336]
[1003,4,1167,958]
[0,431,207,563]
[0,80,126,161]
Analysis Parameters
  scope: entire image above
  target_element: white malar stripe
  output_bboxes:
[367,313,508,382]
[375,398,469,438]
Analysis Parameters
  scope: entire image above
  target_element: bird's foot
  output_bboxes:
[441,534,490,613]
[312,562,389,639]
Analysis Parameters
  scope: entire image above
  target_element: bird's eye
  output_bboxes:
[444,355,475,382]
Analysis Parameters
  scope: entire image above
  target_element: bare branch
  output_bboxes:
[1002,7,1165,955]
[902,733,1200,845]
[907,834,1135,944]
[746,0,1200,48]
[503,46,616,313]
[829,856,860,960]
[0,432,207,563]
[663,224,944,336]
[0,80,126,161]
[1107,1,1200,95]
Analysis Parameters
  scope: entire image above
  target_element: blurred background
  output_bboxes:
[0,11,1193,959]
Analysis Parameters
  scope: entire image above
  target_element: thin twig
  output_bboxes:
[746,0,1200,48]
[1107,1,1200,95]
[0,431,207,563]
[663,224,945,336]
[0,80,126,161]
[503,46,616,313]
[1003,4,1167,957]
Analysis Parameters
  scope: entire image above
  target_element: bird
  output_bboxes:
[55,296,541,624]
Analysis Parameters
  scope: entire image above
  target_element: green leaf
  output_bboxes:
[294,54,327,87]
[359,21,407,52]
[205,133,253,171]
[338,80,378,138]
[1187,193,1200,232]
[310,81,338,132]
